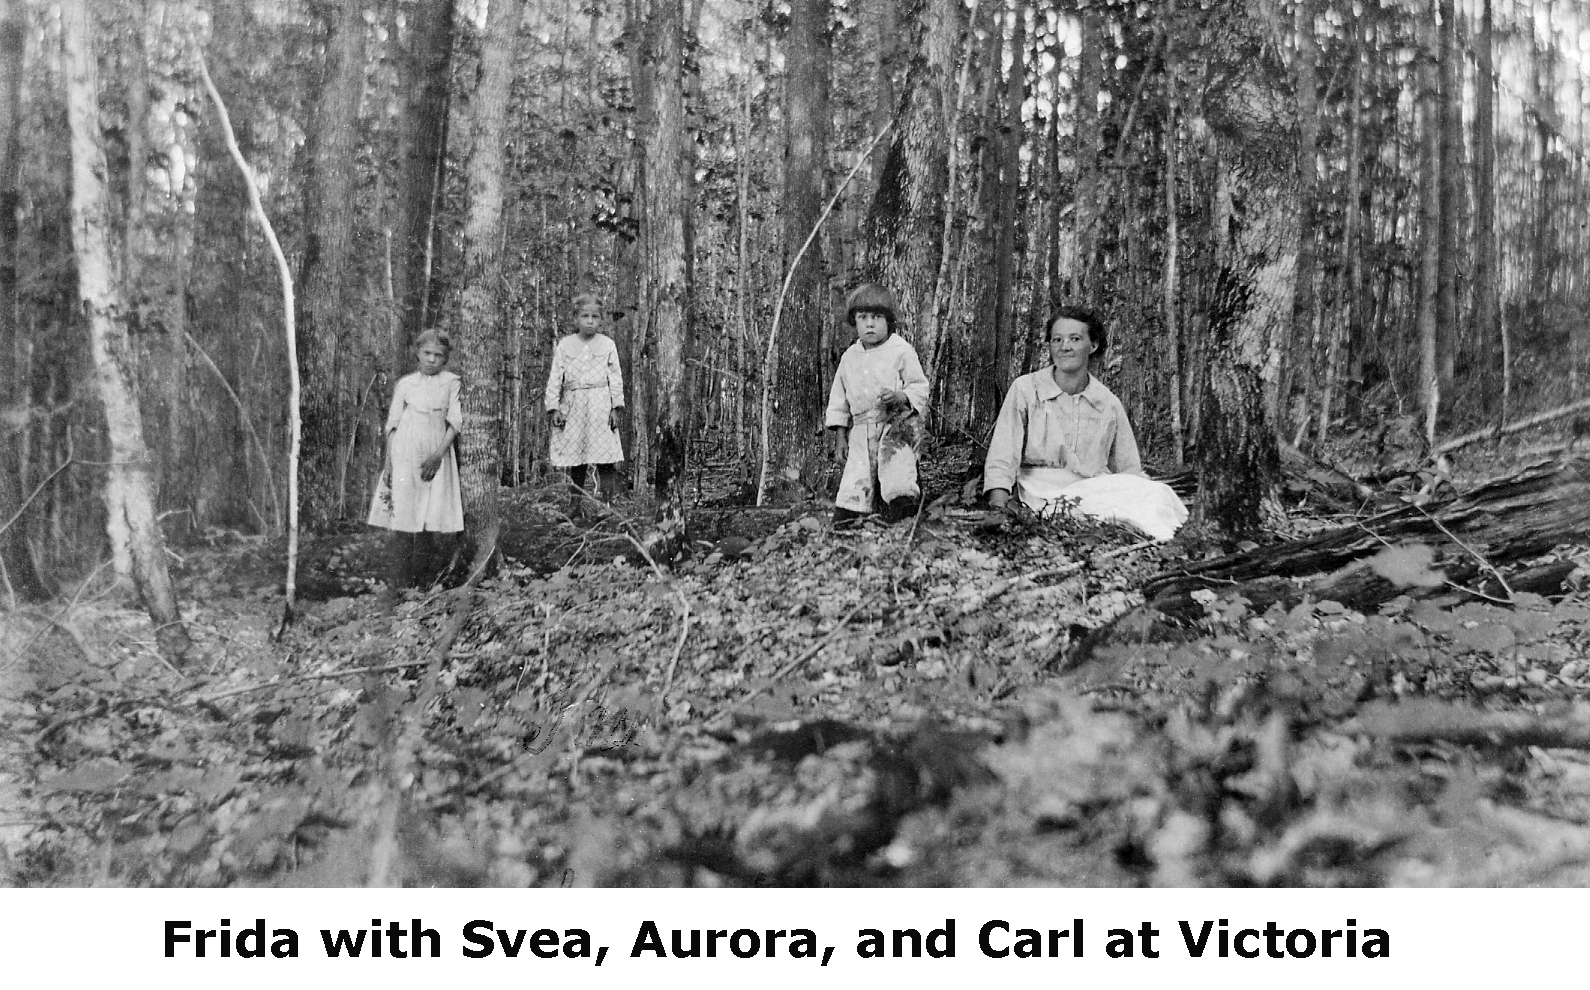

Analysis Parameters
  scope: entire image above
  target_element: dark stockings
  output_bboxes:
[567,463,618,503]
[386,531,461,589]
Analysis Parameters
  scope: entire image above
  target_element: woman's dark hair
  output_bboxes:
[1048,306,1107,359]
[845,282,898,332]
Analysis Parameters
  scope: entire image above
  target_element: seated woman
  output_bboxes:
[983,307,1187,541]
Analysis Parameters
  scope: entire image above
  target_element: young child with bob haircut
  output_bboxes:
[824,283,929,524]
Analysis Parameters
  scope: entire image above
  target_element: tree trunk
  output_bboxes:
[1472,0,1499,407]
[863,0,958,374]
[122,1,200,543]
[617,0,650,487]
[1415,3,1441,444]
[392,0,454,369]
[988,0,1023,423]
[62,1,189,659]
[1072,8,1100,304]
[1289,0,1319,443]
[298,0,367,526]
[1163,0,1182,463]
[1341,17,1365,422]
[734,38,752,464]
[1528,0,1555,319]
[641,0,693,559]
[1435,0,1460,388]
[453,0,524,546]
[1195,117,1281,535]
[871,0,897,195]
[772,0,831,492]
[0,0,45,599]
[1021,75,1057,377]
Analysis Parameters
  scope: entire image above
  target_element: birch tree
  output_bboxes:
[62,1,190,659]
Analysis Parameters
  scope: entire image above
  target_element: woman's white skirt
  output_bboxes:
[1016,468,1188,541]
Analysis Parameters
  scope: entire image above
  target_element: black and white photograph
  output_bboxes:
[3,0,1590,894]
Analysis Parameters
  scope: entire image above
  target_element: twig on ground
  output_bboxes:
[19,607,98,668]
[564,485,694,700]
[728,599,870,713]
[1342,700,1590,750]
[369,521,498,886]
[1,559,112,670]
[925,539,1156,613]
[193,659,433,703]
[1407,501,1515,602]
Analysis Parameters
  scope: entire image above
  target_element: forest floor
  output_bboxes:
[6,434,1590,887]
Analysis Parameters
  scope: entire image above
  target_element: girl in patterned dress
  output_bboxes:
[545,294,625,503]
[368,328,464,587]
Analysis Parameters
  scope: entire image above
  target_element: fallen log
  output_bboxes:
[1279,444,1390,514]
[1341,700,1590,751]
[1434,396,1590,457]
[1145,456,1590,619]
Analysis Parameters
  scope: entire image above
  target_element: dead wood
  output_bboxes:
[1145,456,1590,619]
[1342,700,1590,750]
[1279,443,1389,513]
[1434,396,1590,457]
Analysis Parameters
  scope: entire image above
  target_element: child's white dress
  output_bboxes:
[824,333,930,513]
[545,332,625,467]
[367,370,464,533]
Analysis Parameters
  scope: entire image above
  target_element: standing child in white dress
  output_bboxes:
[825,283,930,524]
[368,328,465,587]
[545,294,625,504]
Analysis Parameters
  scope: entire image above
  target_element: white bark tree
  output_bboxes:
[63,1,190,659]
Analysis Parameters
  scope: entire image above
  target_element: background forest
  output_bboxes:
[10,0,1590,890]
[3,0,1590,596]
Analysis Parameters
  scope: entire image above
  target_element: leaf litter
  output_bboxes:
[5,460,1590,887]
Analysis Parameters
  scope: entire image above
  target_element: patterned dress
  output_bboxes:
[545,332,626,468]
[824,333,930,513]
[367,370,464,533]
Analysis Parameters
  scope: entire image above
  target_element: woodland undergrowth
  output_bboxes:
[5,440,1590,887]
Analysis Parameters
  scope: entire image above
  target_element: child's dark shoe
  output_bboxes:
[883,497,919,524]
[832,506,866,529]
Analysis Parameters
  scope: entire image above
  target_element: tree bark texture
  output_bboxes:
[1072,8,1100,305]
[1528,0,1555,316]
[1435,0,1460,387]
[1288,0,1319,441]
[1163,0,1182,462]
[641,0,694,558]
[988,0,1023,422]
[453,0,524,540]
[1471,0,1498,402]
[1415,3,1441,442]
[773,0,830,491]
[863,0,956,375]
[392,0,454,369]
[63,1,189,658]
[1340,18,1364,424]
[298,0,368,526]
[0,0,44,598]
[871,0,897,196]
[121,1,200,543]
